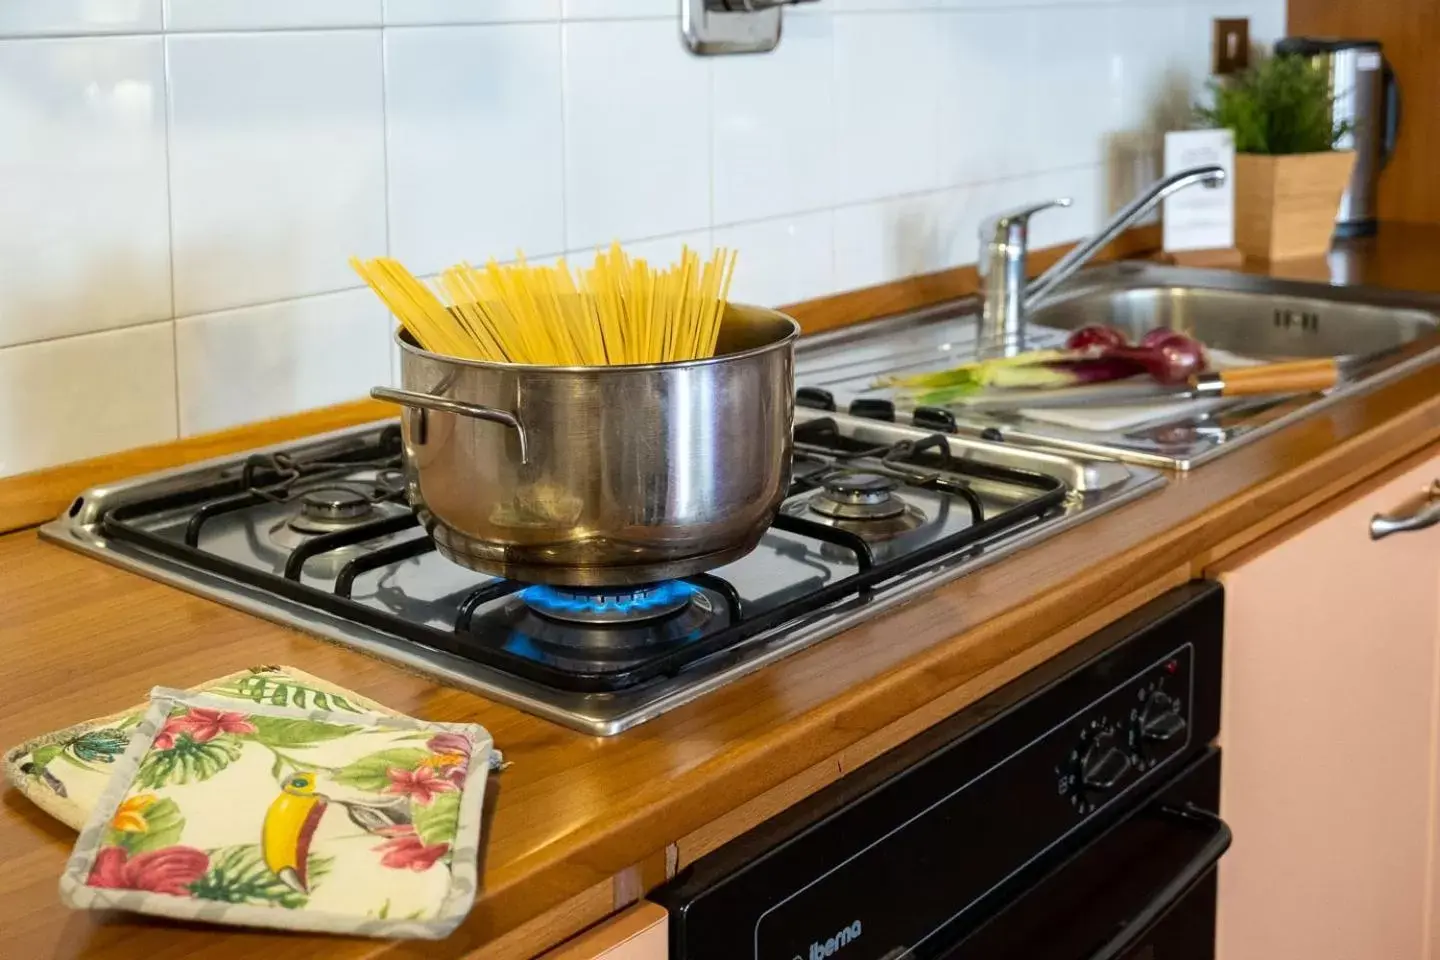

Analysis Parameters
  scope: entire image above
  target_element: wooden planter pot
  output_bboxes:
[1234,150,1356,261]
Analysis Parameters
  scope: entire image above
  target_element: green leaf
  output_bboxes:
[269,752,285,782]
[413,790,461,847]
[189,844,332,910]
[245,716,362,748]
[68,728,130,763]
[135,734,243,789]
[28,744,62,770]
[129,798,185,854]
[333,747,430,792]
[209,676,366,715]
[1196,52,1350,155]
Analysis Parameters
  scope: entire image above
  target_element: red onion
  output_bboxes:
[1140,327,1178,349]
[1065,325,1128,351]
[1107,334,1206,384]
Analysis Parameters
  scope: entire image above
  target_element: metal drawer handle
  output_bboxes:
[372,386,530,464]
[1370,480,1440,540]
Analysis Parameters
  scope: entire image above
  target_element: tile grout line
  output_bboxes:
[0,158,1108,357]
[161,30,182,440]
[558,20,571,262]
[0,0,1198,42]
[378,18,397,386]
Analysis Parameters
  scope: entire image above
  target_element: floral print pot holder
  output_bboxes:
[59,688,492,939]
[4,666,402,831]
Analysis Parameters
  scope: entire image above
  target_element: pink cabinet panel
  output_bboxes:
[1214,450,1440,960]
[540,903,668,960]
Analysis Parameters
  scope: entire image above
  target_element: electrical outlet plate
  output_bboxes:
[1213,18,1250,76]
[682,0,782,55]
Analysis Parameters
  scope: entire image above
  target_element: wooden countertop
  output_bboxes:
[4,228,1440,959]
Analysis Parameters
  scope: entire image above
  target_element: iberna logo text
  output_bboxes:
[808,919,863,959]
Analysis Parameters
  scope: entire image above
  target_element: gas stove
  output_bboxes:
[42,408,1163,734]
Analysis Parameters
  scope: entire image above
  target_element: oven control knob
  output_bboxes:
[1139,690,1186,743]
[1080,727,1131,791]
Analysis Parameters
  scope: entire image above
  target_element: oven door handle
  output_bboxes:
[1084,802,1233,960]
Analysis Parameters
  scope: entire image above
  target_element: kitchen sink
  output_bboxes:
[1028,269,1438,363]
[796,263,1440,469]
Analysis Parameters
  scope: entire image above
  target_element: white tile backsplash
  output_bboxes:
[832,12,942,203]
[0,0,161,38]
[0,322,177,477]
[562,0,674,19]
[164,0,381,31]
[384,0,558,25]
[385,24,565,274]
[562,18,711,250]
[715,211,835,308]
[0,0,1288,477]
[0,36,171,349]
[166,30,387,316]
[712,11,834,226]
[175,289,391,436]
[938,9,1038,184]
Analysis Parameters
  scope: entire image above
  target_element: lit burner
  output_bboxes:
[521,581,697,626]
[797,471,927,541]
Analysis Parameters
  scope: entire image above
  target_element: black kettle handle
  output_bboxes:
[1382,58,1401,168]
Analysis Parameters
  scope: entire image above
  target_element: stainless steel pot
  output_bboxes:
[372,304,799,587]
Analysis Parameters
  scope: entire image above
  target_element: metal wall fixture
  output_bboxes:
[681,0,817,55]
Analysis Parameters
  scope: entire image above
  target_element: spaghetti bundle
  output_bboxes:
[350,243,738,366]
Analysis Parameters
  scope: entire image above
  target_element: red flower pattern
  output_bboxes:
[87,845,209,896]
[425,733,472,787]
[153,708,256,750]
[372,827,449,871]
[384,765,456,805]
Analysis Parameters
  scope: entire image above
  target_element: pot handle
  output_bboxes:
[371,386,530,464]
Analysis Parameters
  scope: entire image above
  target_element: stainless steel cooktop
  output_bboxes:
[42,409,1164,735]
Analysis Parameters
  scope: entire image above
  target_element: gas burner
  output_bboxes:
[503,582,722,658]
[267,479,409,554]
[294,484,378,529]
[798,471,928,541]
[520,581,698,626]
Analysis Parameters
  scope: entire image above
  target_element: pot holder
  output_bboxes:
[60,688,491,939]
[5,666,397,831]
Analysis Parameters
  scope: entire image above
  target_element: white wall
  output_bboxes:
[0,0,1285,479]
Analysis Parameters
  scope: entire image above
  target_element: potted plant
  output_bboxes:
[1197,52,1354,260]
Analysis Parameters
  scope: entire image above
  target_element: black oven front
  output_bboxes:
[654,582,1227,960]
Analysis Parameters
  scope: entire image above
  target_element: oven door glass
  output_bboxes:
[930,749,1227,960]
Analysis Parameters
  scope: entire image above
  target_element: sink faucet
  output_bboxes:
[976,164,1227,355]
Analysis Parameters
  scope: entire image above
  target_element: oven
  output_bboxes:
[653,582,1227,960]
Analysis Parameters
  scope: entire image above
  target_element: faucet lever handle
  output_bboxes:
[981,197,1072,238]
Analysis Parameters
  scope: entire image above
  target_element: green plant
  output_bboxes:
[1196,53,1350,154]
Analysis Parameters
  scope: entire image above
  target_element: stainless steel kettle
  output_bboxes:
[1276,36,1400,238]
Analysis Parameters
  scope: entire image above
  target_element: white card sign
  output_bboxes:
[1162,129,1236,253]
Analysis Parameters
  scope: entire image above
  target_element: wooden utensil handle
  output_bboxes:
[1217,359,1340,396]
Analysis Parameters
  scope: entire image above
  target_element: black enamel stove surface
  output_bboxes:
[89,417,1068,697]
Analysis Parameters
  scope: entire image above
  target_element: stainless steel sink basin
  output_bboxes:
[1028,268,1438,364]
[796,263,1440,469]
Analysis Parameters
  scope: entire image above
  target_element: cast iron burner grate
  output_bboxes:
[96,419,1067,695]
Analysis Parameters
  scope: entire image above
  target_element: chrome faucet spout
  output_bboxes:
[974,164,1227,355]
[1025,165,1227,311]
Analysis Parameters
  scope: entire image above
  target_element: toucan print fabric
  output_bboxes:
[59,688,491,939]
[5,665,399,831]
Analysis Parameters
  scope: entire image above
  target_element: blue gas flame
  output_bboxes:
[519,580,697,616]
